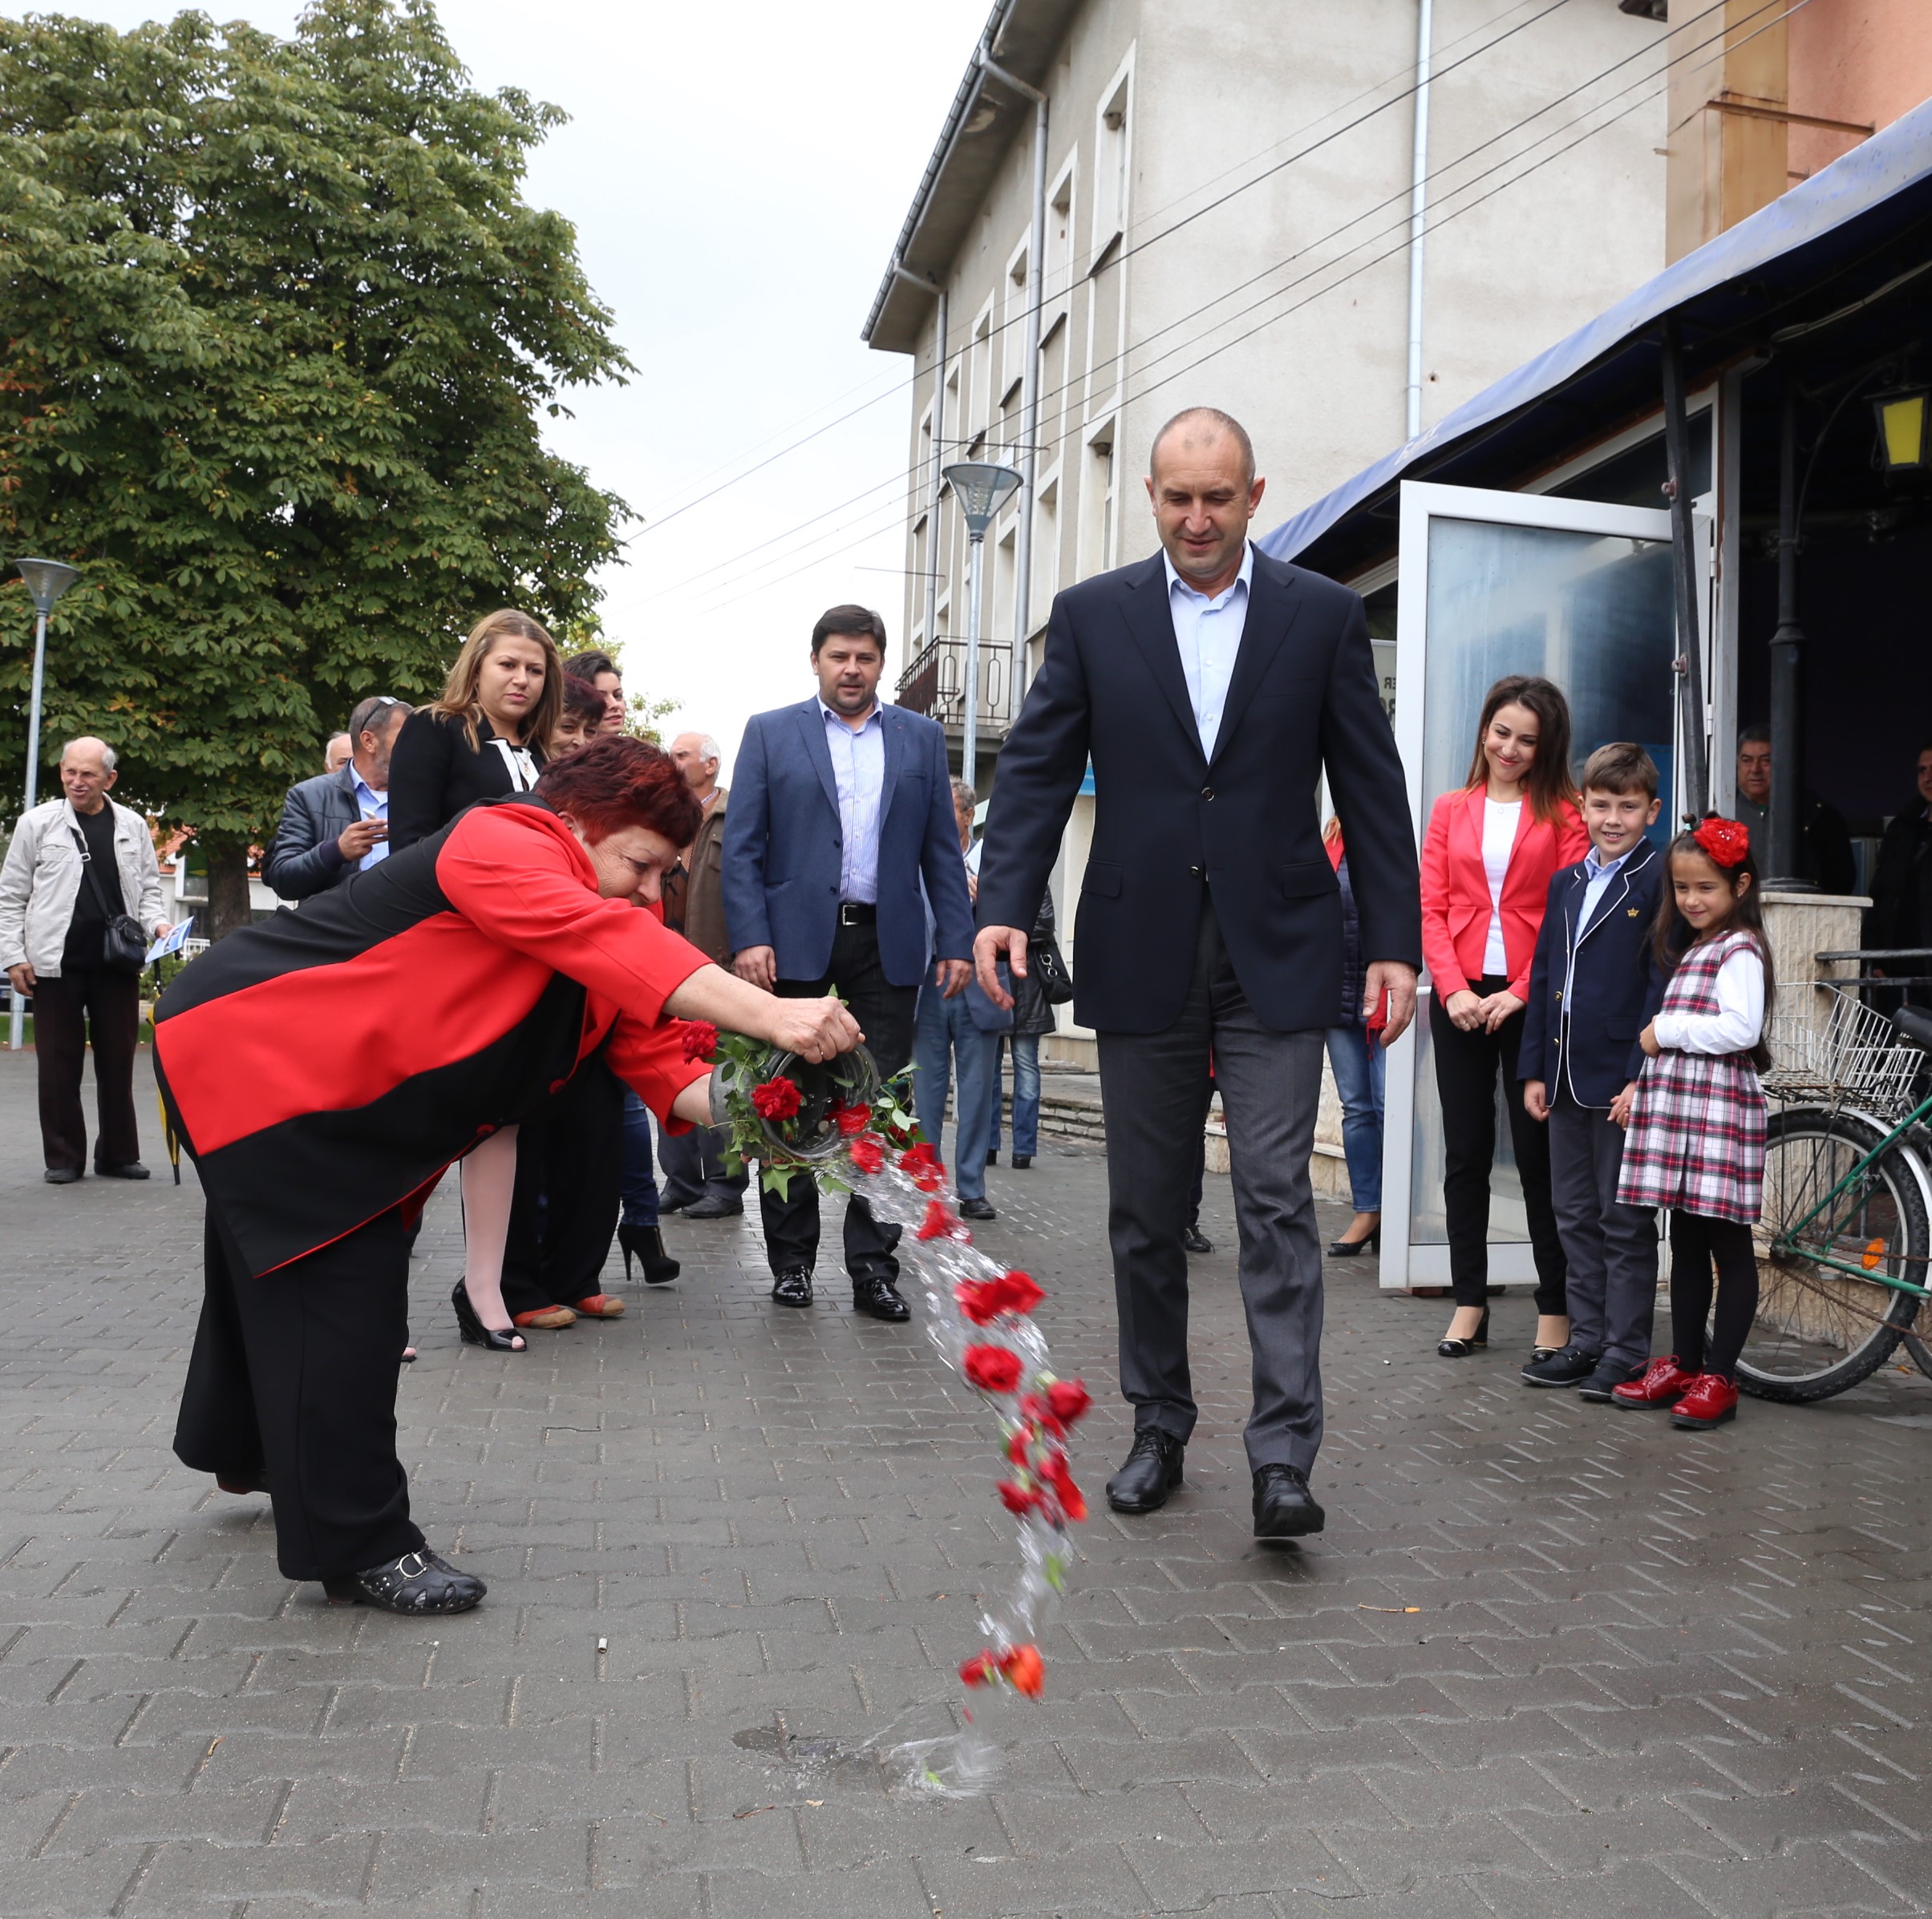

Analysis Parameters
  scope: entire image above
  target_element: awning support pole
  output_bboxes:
[1660,315,1708,823]
[1767,373,1810,889]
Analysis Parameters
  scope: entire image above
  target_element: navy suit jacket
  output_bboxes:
[722,698,974,990]
[976,547,1420,1034]
[1518,837,1668,1108]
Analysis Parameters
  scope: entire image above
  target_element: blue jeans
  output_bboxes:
[1324,1026,1386,1213]
[619,1087,662,1228]
[913,989,1001,1203]
[987,1034,1042,1159]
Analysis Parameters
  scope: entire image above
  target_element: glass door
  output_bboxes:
[1381,482,1680,1290]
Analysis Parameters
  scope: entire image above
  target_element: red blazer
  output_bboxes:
[1420,786,1586,1000]
[156,800,712,1277]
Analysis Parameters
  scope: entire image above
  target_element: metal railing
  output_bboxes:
[896,637,1012,737]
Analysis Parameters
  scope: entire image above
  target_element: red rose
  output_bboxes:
[997,1644,1045,1698]
[917,1199,962,1241]
[848,1134,885,1175]
[1046,1379,1092,1427]
[1046,1452,1088,1524]
[958,1651,997,1687]
[997,1270,1044,1317]
[833,1103,871,1136]
[996,1480,1043,1515]
[1691,815,1751,869]
[900,1142,946,1192]
[963,1344,1023,1394]
[954,1279,1004,1325]
[1018,1391,1059,1434]
[751,1076,801,1122]
[679,1020,719,1063]
[1006,1430,1031,1465]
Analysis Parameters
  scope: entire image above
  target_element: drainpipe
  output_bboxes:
[1766,375,1808,889]
[1405,0,1433,442]
[1660,315,1709,820]
[981,52,1047,707]
[895,265,949,656]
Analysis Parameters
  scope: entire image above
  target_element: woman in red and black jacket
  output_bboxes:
[1420,675,1586,1362]
[159,738,858,1616]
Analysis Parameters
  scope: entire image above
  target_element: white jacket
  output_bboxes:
[0,798,167,979]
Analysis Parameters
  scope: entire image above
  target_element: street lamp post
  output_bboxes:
[939,461,1022,792]
[7,557,82,1051]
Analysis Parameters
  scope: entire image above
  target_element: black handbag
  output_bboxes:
[1029,934,1075,1006]
[71,825,148,976]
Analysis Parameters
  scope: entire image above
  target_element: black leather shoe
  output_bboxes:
[959,1196,997,1221]
[617,1221,680,1285]
[1521,1344,1600,1387]
[1182,1225,1213,1256]
[771,1265,813,1308]
[1253,1464,1326,1540]
[682,1194,745,1219]
[852,1273,910,1322]
[97,1161,150,1180]
[1577,1357,1646,1403]
[43,1167,82,1184]
[1106,1431,1185,1514]
[986,1150,998,1167]
[322,1549,485,1613]
[1011,1155,1032,1170]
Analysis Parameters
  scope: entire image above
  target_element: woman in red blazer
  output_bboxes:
[1420,675,1586,1361]
[158,737,859,1617]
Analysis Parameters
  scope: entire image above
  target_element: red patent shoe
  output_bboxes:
[569,1294,626,1318]
[1670,1372,1739,1430]
[1611,1356,1695,1409]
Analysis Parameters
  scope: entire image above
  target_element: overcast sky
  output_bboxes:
[78,0,993,778]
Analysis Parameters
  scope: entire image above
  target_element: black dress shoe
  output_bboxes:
[959,1196,997,1221]
[43,1167,82,1184]
[1437,1308,1491,1358]
[1253,1464,1326,1540]
[323,1549,485,1614]
[1182,1225,1213,1255]
[96,1160,150,1180]
[986,1150,998,1167]
[771,1265,813,1308]
[1521,1344,1599,1387]
[1577,1356,1646,1403]
[852,1273,910,1322]
[1011,1155,1032,1170]
[682,1194,745,1219]
[1106,1431,1185,1514]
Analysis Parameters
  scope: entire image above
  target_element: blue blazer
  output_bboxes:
[722,698,974,990]
[1518,838,1667,1109]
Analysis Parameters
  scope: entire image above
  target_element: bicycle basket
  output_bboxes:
[1764,984,1926,1115]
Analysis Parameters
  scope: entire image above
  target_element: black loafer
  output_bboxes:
[959,1196,997,1221]
[1577,1357,1646,1403]
[96,1161,149,1180]
[322,1549,485,1614]
[1106,1431,1185,1514]
[1182,1225,1213,1255]
[852,1274,910,1322]
[43,1167,82,1184]
[1011,1155,1032,1170]
[771,1266,813,1308]
[1253,1464,1326,1540]
[682,1195,745,1219]
[1521,1345,1600,1388]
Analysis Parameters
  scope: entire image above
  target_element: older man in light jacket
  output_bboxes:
[0,738,169,1182]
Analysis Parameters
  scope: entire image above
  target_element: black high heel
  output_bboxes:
[452,1279,525,1352]
[1328,1226,1382,1257]
[618,1221,680,1285]
[1437,1308,1490,1358]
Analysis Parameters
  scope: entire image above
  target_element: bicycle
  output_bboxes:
[1746,986,1932,1401]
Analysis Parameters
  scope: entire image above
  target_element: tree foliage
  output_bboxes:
[0,0,633,923]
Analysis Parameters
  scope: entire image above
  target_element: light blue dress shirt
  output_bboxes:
[819,698,885,904]
[1164,540,1254,760]
[352,772,391,871]
[1578,843,1634,933]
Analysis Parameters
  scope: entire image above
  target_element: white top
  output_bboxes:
[1480,797,1521,978]
[1653,944,1766,1055]
[1163,541,1254,760]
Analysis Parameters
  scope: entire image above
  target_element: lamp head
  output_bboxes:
[1873,390,1929,474]
[942,461,1023,539]
[8,557,81,617]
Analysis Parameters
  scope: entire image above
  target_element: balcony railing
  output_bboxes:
[896,636,1013,738]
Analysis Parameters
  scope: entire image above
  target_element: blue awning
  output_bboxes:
[1259,97,1932,574]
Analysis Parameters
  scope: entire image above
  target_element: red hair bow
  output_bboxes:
[1692,816,1750,868]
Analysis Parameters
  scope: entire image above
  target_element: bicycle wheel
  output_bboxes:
[1740,1106,1926,1401]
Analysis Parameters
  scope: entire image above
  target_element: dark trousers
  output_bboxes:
[1548,1083,1658,1365]
[760,920,917,1281]
[658,1109,748,1208]
[502,1057,624,1316]
[1429,978,1567,1314]
[174,1204,423,1582]
[1185,1071,1216,1228]
[33,965,140,1172]
[1096,901,1326,1474]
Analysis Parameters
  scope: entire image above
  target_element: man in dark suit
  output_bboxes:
[975,408,1420,1541]
[265,695,411,902]
[723,605,974,1319]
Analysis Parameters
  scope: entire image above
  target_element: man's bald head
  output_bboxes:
[59,737,118,813]
[670,731,722,800]
[1149,407,1256,489]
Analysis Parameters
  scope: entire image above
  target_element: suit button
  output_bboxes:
[1189,864,1204,879]
[1201,787,1215,800]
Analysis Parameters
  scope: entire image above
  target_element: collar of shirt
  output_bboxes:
[1162,542,1254,759]
[1585,844,1632,882]
[817,696,882,734]
[352,773,387,816]
[1161,539,1254,612]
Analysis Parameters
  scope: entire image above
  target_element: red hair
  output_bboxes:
[533,735,699,846]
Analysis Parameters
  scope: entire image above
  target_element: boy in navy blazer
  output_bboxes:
[1518,744,1667,1400]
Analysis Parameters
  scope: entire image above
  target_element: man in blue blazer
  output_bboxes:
[1518,744,1668,1400]
[723,605,974,1318]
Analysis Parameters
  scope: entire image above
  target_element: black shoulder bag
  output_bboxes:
[71,825,148,976]
[1028,933,1075,1006]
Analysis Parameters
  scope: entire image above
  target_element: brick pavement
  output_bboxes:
[3,1047,1932,1917]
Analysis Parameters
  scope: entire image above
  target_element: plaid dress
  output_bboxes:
[1615,931,1767,1225]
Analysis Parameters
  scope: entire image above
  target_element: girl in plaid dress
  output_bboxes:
[1613,818,1774,1431]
